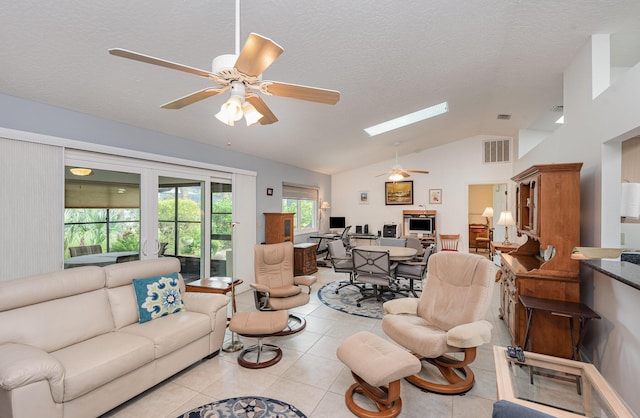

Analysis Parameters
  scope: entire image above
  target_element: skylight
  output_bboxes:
[364,101,449,137]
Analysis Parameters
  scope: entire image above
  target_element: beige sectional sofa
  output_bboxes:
[0,258,229,418]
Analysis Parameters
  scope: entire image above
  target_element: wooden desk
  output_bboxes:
[519,295,600,361]
[186,277,243,312]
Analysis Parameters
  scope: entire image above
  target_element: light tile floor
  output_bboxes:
[101,262,510,418]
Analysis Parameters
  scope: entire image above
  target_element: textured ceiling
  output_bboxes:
[1,0,640,174]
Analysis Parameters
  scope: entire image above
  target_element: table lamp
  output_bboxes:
[481,207,494,228]
[497,211,515,244]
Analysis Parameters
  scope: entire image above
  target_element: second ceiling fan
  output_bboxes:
[377,144,430,181]
[109,1,340,126]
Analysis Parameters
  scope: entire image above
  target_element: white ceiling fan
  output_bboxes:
[108,0,340,126]
[377,143,430,181]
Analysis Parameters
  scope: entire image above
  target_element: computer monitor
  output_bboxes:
[329,216,346,229]
[408,217,433,235]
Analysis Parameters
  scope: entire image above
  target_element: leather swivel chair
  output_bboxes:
[382,251,494,394]
[252,242,317,335]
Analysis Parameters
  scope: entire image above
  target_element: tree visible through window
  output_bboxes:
[282,184,318,234]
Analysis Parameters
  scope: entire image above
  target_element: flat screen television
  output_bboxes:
[329,216,346,229]
[408,217,433,235]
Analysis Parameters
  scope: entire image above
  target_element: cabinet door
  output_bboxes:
[530,177,540,236]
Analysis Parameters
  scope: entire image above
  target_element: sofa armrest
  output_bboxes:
[382,298,419,315]
[183,293,229,315]
[446,320,492,348]
[0,343,64,403]
[293,275,317,293]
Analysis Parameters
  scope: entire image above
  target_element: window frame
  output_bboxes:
[281,183,319,235]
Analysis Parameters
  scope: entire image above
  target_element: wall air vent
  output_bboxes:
[483,138,511,164]
[497,114,511,120]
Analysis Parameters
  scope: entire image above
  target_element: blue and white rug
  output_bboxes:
[177,396,306,418]
[317,281,386,320]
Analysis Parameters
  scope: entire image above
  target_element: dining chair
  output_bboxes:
[439,234,460,252]
[327,240,360,294]
[395,244,434,297]
[352,248,403,307]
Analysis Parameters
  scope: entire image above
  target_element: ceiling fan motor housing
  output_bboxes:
[212,54,238,74]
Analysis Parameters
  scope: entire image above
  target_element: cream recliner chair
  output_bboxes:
[252,242,317,335]
[382,251,494,394]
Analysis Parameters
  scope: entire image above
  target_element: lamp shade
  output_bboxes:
[621,182,640,218]
[242,101,263,126]
[215,96,243,125]
[481,207,494,218]
[497,211,515,226]
[321,201,331,209]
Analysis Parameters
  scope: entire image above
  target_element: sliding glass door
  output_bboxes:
[64,151,233,279]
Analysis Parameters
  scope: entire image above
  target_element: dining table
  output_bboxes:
[354,245,417,261]
[63,251,139,268]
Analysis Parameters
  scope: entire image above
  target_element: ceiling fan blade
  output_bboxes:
[161,88,226,109]
[401,171,411,178]
[263,81,340,105]
[406,169,430,174]
[235,33,284,77]
[375,172,391,177]
[109,48,215,80]
[245,95,278,125]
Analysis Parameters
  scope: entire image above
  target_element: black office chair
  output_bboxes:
[340,225,352,250]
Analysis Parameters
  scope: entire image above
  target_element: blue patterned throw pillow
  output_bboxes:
[132,272,184,324]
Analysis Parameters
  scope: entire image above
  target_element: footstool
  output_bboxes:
[336,331,421,418]
[229,310,289,369]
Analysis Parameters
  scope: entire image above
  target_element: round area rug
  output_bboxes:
[177,396,306,418]
[317,281,385,319]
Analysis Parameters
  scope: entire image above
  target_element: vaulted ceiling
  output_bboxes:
[1,1,640,174]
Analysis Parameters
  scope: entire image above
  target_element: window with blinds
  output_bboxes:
[282,183,319,233]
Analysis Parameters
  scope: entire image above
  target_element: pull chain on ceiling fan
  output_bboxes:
[109,0,340,126]
[377,144,430,181]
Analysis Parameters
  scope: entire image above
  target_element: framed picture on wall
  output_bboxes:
[385,181,413,205]
[429,189,442,204]
[359,191,369,204]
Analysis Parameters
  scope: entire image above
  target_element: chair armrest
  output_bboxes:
[250,283,270,294]
[446,320,492,348]
[294,275,317,293]
[383,298,419,315]
[400,260,426,266]
[0,343,64,403]
[183,292,230,315]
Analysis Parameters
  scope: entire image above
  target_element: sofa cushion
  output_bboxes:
[118,311,211,358]
[50,332,154,402]
[0,289,115,353]
[132,272,184,324]
[105,258,184,329]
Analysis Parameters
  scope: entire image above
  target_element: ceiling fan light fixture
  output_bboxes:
[69,167,93,176]
[389,172,404,181]
[215,95,243,125]
[242,101,263,126]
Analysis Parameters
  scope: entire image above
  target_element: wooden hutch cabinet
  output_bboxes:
[264,212,294,244]
[499,163,582,359]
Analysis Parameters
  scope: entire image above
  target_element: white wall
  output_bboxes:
[514,35,640,414]
[332,135,513,251]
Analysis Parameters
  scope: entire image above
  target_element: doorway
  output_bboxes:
[468,183,508,253]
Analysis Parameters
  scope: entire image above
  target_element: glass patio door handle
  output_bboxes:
[141,239,161,256]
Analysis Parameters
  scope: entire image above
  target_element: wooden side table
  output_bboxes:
[185,277,243,312]
[491,241,520,258]
[294,242,318,275]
